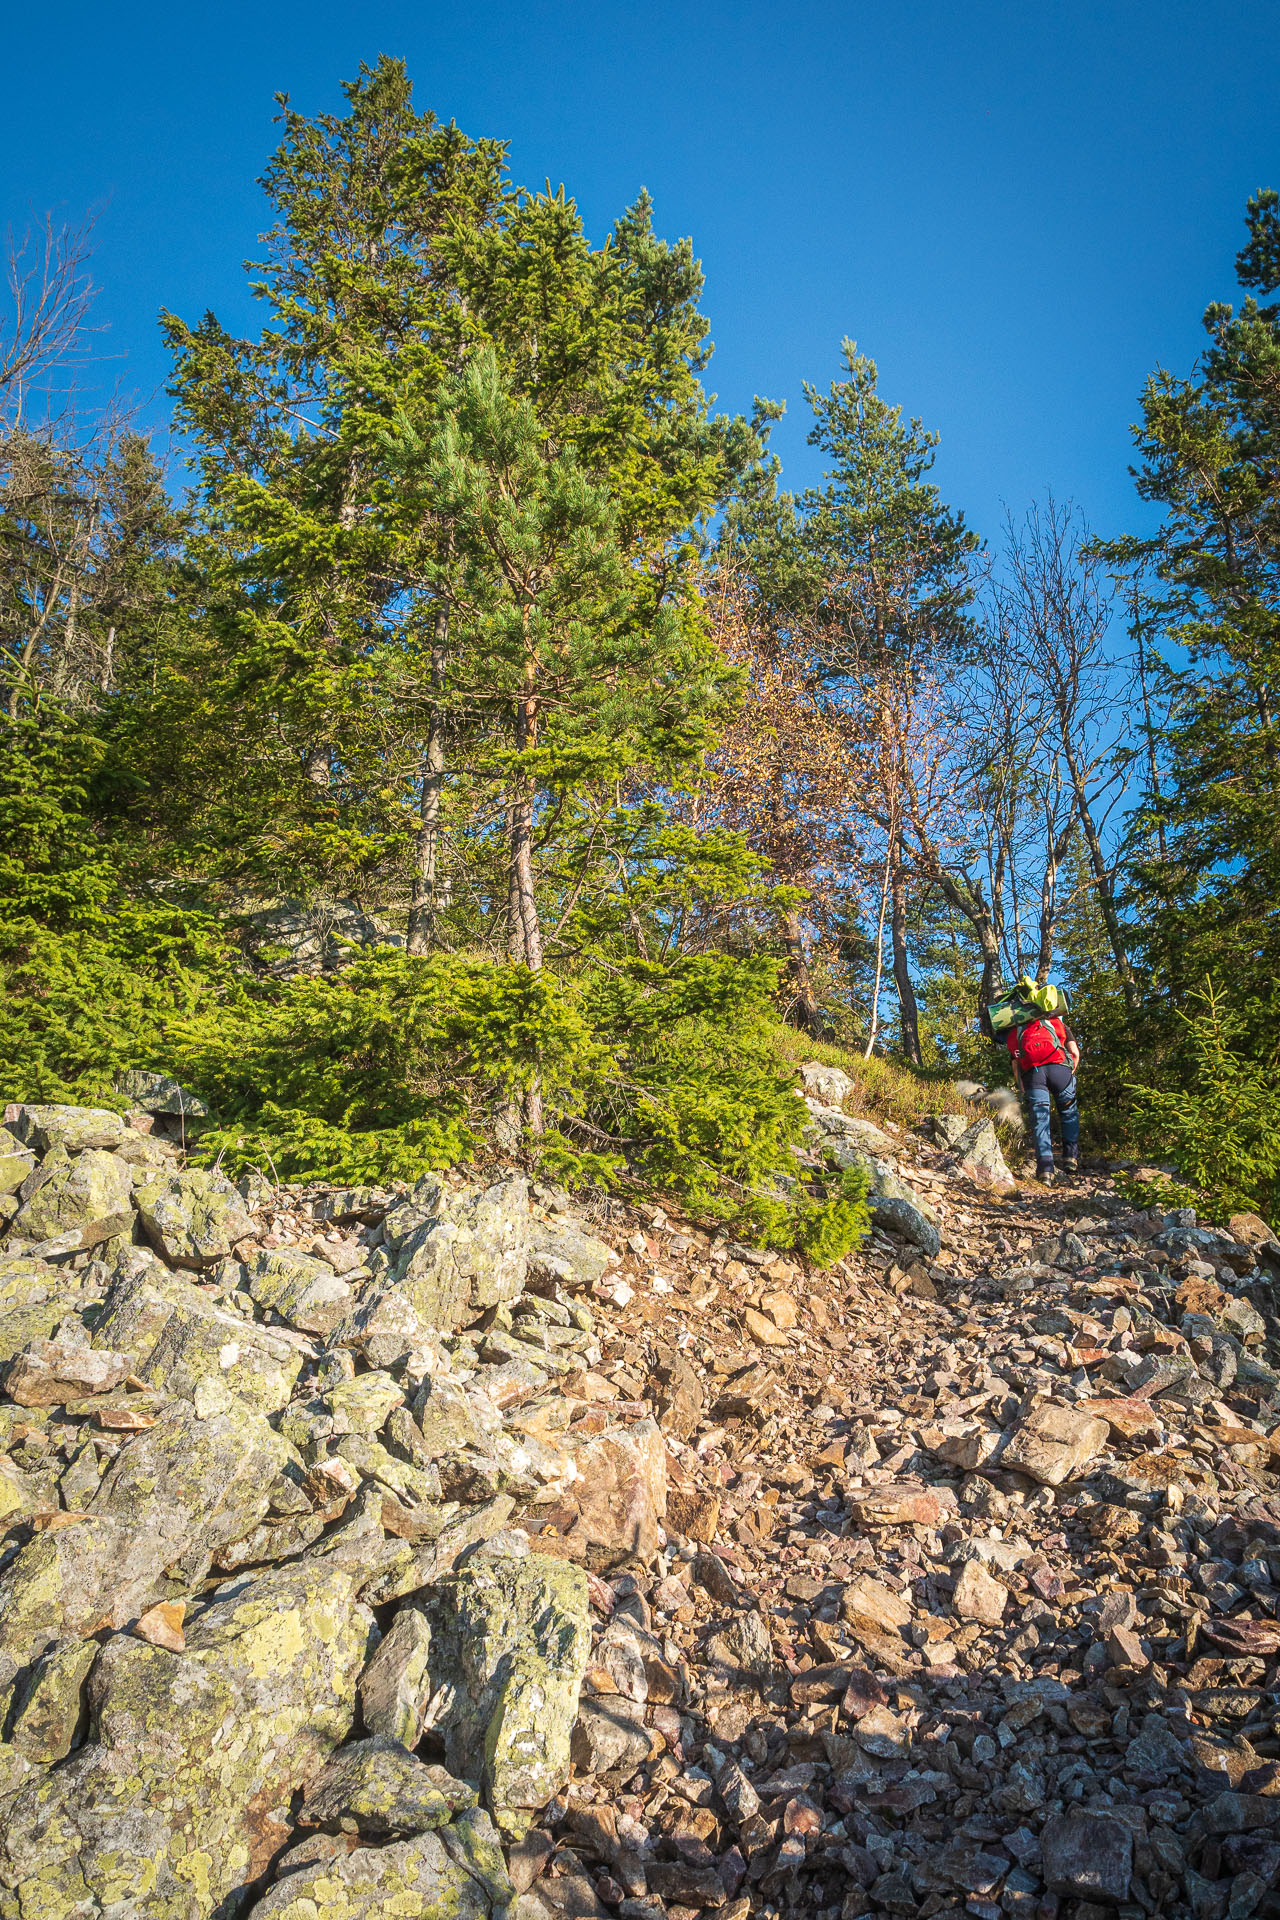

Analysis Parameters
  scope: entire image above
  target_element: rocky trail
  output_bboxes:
[3,1071,1280,1919]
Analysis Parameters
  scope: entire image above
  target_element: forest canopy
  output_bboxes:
[3,58,1278,1230]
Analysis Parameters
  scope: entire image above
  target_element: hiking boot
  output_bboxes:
[1036,1160,1056,1185]
[1062,1150,1080,1177]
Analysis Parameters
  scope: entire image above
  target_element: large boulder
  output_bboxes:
[386,1173,529,1330]
[0,1556,379,1919]
[422,1550,591,1838]
[114,1069,210,1119]
[797,1061,856,1107]
[0,1127,35,1195]
[804,1101,897,1159]
[133,1167,255,1268]
[946,1117,1016,1196]
[527,1218,613,1293]
[93,1264,304,1413]
[12,1148,135,1248]
[245,1808,512,1920]
[822,1148,941,1257]
[245,1247,353,1337]
[9,1104,128,1156]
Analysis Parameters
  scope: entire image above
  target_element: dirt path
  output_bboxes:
[530,1129,1280,1920]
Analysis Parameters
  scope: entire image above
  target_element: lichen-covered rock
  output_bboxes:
[114,1069,210,1118]
[133,1166,254,1268]
[245,1808,512,1920]
[9,1104,127,1155]
[423,1550,591,1838]
[13,1148,135,1247]
[0,1256,69,1313]
[0,1127,35,1195]
[332,1284,427,1369]
[89,1258,203,1359]
[527,1218,612,1294]
[359,1607,434,1748]
[388,1173,529,1330]
[0,1299,83,1365]
[825,1148,941,1256]
[299,1735,477,1837]
[0,1398,288,1693]
[93,1263,305,1412]
[7,1637,98,1763]
[0,1555,379,1919]
[804,1100,897,1159]
[245,1246,353,1336]
[946,1117,1016,1195]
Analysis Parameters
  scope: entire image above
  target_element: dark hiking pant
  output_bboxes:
[1023,1060,1079,1164]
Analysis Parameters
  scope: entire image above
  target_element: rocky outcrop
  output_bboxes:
[7,1076,1280,1920]
[0,1104,665,1918]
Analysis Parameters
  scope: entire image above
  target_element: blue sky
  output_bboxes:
[5,0,1276,545]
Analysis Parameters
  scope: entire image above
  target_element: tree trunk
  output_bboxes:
[782,907,823,1035]
[889,838,923,1067]
[407,614,448,958]
[1035,812,1078,982]
[1075,795,1137,1009]
[864,843,892,1059]
[507,682,543,1136]
[1057,728,1138,1008]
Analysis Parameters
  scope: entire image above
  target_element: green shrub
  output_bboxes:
[1123,982,1280,1225]
[794,1163,872,1268]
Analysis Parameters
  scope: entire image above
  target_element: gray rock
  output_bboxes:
[527,1217,613,1293]
[947,1117,1016,1194]
[1041,1810,1133,1903]
[114,1069,210,1118]
[360,1607,434,1749]
[245,1246,353,1336]
[804,1100,897,1159]
[422,1551,591,1837]
[299,1734,477,1836]
[389,1174,530,1330]
[133,1167,255,1268]
[570,1694,652,1776]
[12,1148,135,1247]
[246,1809,512,1920]
[706,1607,774,1679]
[837,1152,942,1257]
[797,1061,856,1106]
[931,1113,970,1148]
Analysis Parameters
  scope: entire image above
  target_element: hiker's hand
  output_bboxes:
[1068,1043,1081,1072]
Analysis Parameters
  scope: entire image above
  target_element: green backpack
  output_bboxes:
[985,975,1067,1038]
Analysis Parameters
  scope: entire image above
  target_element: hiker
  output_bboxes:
[1007,1006,1081,1184]
[984,977,1082,1184]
